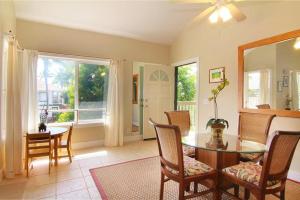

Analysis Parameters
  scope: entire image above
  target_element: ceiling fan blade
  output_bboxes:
[186,5,216,27]
[226,3,246,22]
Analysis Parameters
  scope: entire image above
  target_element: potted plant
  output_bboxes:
[206,78,229,137]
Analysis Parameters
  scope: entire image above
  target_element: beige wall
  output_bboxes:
[170,2,300,173]
[16,19,170,143]
[0,0,16,175]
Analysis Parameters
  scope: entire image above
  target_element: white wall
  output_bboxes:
[16,19,170,143]
[170,2,300,176]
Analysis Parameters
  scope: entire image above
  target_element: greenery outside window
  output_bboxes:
[37,55,109,124]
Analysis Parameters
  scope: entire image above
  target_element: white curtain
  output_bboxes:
[259,69,271,105]
[104,59,124,147]
[2,38,38,177]
[19,50,39,133]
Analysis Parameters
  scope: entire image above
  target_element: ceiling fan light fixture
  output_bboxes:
[209,10,219,24]
[294,37,300,50]
[219,6,232,22]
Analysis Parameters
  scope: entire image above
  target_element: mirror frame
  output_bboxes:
[238,29,300,118]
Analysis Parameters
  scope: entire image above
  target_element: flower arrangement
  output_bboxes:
[206,78,230,136]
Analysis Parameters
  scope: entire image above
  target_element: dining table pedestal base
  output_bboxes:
[195,148,239,199]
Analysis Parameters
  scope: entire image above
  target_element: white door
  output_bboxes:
[143,64,173,139]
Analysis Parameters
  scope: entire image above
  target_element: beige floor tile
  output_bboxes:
[56,178,86,195]
[80,167,93,177]
[26,173,57,188]
[88,187,102,200]
[56,189,91,200]
[0,182,27,199]
[78,158,103,169]
[83,176,96,189]
[56,169,83,182]
[39,195,56,200]
[23,183,56,200]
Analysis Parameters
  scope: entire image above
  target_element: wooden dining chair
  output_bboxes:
[57,124,73,163]
[222,130,300,200]
[164,111,195,157]
[238,112,275,162]
[149,118,217,200]
[25,132,52,177]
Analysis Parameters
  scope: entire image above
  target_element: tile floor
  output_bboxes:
[0,140,158,200]
[0,140,299,200]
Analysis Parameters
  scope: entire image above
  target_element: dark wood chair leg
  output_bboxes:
[244,188,250,200]
[67,148,72,163]
[194,181,198,193]
[159,173,165,200]
[280,188,285,200]
[179,182,185,200]
[234,185,239,197]
[25,157,29,177]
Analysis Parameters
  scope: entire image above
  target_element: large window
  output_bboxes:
[244,70,271,108]
[37,55,109,124]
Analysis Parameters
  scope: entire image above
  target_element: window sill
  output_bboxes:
[48,121,104,129]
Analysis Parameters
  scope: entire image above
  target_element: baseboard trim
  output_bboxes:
[124,134,143,143]
[72,135,143,150]
[72,140,105,150]
[288,170,300,183]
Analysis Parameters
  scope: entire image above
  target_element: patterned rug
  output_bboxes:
[90,156,234,200]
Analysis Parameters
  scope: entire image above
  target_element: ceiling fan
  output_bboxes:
[174,0,247,25]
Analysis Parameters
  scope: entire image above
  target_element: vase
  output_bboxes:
[210,123,225,138]
[38,122,47,132]
[206,135,228,150]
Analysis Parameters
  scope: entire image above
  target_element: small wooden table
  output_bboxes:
[182,133,266,199]
[28,127,68,166]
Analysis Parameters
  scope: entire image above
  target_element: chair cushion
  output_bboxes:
[223,162,280,187]
[183,145,195,157]
[167,156,213,177]
[240,153,263,161]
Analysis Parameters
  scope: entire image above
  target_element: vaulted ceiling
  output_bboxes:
[14,0,209,44]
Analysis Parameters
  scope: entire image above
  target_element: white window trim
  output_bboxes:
[38,53,110,126]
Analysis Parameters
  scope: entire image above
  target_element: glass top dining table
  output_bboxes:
[182,133,267,153]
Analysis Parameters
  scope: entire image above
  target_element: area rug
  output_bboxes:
[90,156,234,200]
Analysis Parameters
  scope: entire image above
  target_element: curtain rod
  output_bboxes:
[3,30,24,51]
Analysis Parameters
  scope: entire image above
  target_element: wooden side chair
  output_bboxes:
[25,132,52,177]
[222,130,300,200]
[57,124,73,163]
[164,111,195,157]
[238,112,275,162]
[149,118,217,200]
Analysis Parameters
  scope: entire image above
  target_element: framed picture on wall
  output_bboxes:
[209,67,225,83]
[282,76,289,87]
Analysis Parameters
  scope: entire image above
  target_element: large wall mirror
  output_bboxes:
[238,29,300,117]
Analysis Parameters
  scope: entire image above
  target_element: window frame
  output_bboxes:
[37,53,110,126]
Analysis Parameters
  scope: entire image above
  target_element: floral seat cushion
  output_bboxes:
[167,156,213,177]
[183,145,195,157]
[240,153,263,161]
[223,162,279,187]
